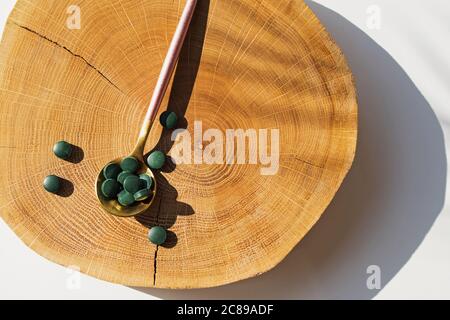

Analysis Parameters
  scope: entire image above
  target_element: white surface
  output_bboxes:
[1,0,450,300]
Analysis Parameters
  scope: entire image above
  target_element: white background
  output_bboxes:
[1,0,450,300]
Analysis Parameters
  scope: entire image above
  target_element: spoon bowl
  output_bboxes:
[96,157,157,217]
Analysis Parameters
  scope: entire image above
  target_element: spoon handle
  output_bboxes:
[133,0,198,157]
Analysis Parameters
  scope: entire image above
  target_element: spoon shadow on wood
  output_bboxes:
[149,0,209,171]
[135,169,194,249]
[135,0,210,245]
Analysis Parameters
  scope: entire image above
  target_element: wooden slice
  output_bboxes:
[0,0,357,288]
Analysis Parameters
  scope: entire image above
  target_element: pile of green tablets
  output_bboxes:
[101,156,154,207]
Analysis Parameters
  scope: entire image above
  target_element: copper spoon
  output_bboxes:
[96,0,198,217]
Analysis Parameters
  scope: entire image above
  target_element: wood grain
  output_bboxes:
[0,0,357,288]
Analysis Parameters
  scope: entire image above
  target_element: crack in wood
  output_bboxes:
[293,155,325,169]
[153,245,159,286]
[13,22,124,93]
